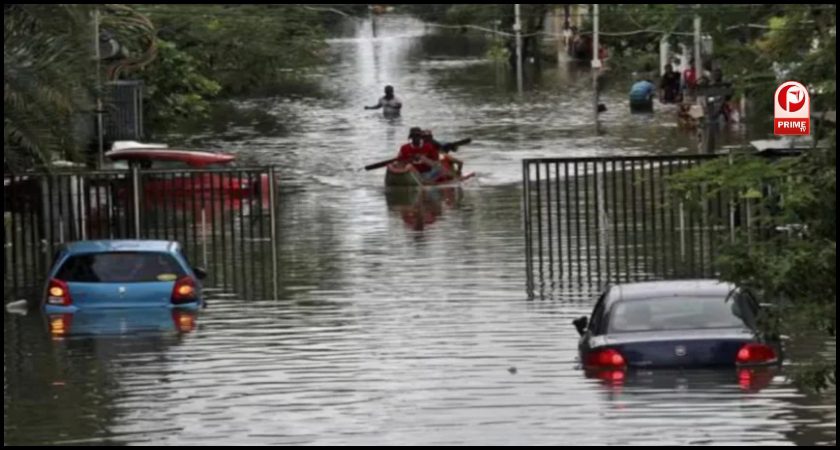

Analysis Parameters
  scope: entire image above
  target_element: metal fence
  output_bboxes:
[522,154,767,294]
[4,167,279,302]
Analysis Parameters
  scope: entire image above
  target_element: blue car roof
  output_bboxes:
[61,240,180,254]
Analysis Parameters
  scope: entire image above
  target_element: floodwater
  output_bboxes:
[4,15,835,445]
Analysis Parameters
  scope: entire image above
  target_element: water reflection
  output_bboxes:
[585,368,815,446]
[5,312,197,445]
[385,187,463,231]
[44,308,199,339]
[589,367,777,394]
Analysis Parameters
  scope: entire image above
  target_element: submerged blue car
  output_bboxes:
[573,280,780,373]
[42,240,206,314]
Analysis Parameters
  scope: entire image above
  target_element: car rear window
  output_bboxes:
[608,295,754,333]
[56,252,186,283]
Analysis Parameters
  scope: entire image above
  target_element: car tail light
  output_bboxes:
[49,314,73,337]
[46,279,72,306]
[171,277,197,304]
[584,348,626,369]
[736,343,778,365]
[172,309,197,333]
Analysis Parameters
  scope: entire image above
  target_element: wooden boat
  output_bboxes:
[384,157,475,187]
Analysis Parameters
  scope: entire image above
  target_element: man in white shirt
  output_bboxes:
[365,85,402,117]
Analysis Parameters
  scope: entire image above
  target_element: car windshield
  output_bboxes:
[56,252,185,283]
[607,295,753,332]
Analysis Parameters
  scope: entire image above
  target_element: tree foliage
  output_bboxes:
[4,5,95,170]
[669,4,836,391]
[139,5,328,96]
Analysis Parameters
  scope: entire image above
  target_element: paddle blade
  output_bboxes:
[441,137,472,152]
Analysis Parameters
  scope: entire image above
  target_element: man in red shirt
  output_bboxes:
[397,127,443,180]
[682,58,697,100]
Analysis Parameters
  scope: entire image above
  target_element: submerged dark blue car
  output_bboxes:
[574,280,780,373]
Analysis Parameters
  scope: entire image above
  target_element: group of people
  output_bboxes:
[567,27,609,62]
[629,58,735,123]
[364,85,464,183]
[395,127,463,183]
[628,62,693,112]
[663,58,731,103]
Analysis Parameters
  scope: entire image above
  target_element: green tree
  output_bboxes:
[667,4,836,390]
[670,140,835,391]
[4,5,95,170]
[138,5,328,96]
[660,5,837,389]
[139,40,221,136]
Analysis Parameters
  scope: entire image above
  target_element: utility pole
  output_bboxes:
[694,7,712,152]
[693,11,702,87]
[514,4,523,94]
[693,6,720,154]
[94,8,105,169]
[592,4,601,133]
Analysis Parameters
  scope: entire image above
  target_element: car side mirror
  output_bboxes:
[573,316,588,336]
[192,267,207,280]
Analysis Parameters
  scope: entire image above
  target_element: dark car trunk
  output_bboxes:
[599,328,756,368]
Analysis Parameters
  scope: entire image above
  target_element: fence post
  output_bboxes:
[728,150,735,244]
[597,165,608,283]
[701,183,708,275]
[201,208,208,268]
[679,201,686,262]
[79,175,88,241]
[132,165,141,239]
[523,160,533,295]
[268,167,279,300]
[745,199,752,245]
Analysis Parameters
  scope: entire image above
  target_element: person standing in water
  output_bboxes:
[365,85,402,117]
[629,73,656,113]
[659,63,682,104]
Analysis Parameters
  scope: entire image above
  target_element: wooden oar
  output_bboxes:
[364,137,473,171]
[364,157,399,171]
